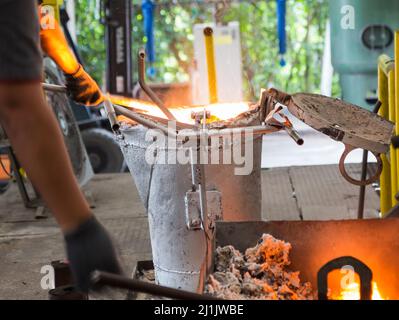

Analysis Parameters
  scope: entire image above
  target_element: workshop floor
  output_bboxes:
[0,165,379,299]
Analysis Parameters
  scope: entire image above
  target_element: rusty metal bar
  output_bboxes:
[357,100,381,219]
[114,104,177,138]
[91,271,220,300]
[176,124,281,138]
[137,49,176,121]
[114,104,194,130]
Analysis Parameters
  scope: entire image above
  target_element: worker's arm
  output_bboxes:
[0,0,121,292]
[39,6,103,106]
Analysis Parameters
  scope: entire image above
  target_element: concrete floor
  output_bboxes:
[0,174,151,299]
[0,163,380,299]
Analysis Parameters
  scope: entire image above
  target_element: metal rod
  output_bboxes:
[137,49,176,120]
[357,150,369,219]
[104,95,120,132]
[114,104,194,130]
[203,27,218,104]
[114,104,177,138]
[357,100,382,219]
[115,104,280,139]
[177,125,280,138]
[284,126,304,145]
[42,83,67,93]
[91,271,220,300]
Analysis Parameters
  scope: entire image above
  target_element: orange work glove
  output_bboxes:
[39,6,103,106]
[64,65,104,107]
[39,8,80,75]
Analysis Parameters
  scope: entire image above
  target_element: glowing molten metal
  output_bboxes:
[110,95,250,124]
[331,281,384,300]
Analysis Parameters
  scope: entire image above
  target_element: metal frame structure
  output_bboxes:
[103,0,133,97]
[377,32,399,216]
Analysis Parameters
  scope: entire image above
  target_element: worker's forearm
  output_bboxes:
[40,18,79,75]
[0,83,91,232]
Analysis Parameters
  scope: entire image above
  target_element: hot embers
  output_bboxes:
[205,234,314,300]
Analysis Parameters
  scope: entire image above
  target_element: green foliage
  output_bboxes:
[75,0,341,101]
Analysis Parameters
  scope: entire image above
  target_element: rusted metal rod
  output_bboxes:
[137,49,176,121]
[357,100,382,219]
[113,104,177,138]
[114,104,194,130]
[177,124,281,138]
[91,271,220,300]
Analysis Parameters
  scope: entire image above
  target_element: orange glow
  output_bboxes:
[331,281,384,300]
[110,95,250,125]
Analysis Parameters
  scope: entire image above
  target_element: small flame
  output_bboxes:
[331,281,384,300]
[110,95,250,124]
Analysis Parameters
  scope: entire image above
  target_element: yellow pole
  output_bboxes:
[378,64,391,215]
[204,27,218,104]
[388,69,397,206]
[395,31,399,198]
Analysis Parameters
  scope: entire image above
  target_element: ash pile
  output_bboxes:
[205,234,314,300]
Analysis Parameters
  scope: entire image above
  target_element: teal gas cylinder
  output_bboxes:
[329,0,399,110]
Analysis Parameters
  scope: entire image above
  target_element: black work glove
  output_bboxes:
[64,216,122,292]
[64,65,104,107]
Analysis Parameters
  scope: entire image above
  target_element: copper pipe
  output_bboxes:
[137,49,176,121]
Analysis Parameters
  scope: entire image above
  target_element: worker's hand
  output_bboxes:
[64,216,123,292]
[64,65,104,107]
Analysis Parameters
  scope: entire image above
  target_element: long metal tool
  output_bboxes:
[357,100,382,219]
[264,102,304,145]
[91,271,220,300]
[264,88,394,186]
[113,103,193,130]
[137,49,176,121]
[42,83,67,93]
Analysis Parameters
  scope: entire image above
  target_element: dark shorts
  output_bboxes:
[0,0,43,81]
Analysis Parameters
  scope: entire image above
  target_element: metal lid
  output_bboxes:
[287,93,394,154]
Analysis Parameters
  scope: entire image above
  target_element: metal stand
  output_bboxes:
[357,100,382,219]
[6,147,41,209]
